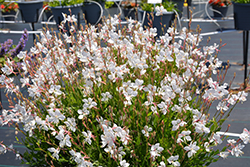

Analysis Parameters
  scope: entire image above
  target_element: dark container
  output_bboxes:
[1,11,17,21]
[138,9,174,36]
[212,6,228,18]
[82,2,105,25]
[18,0,43,23]
[234,3,250,30]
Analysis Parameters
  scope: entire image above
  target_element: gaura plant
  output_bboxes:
[0,14,250,166]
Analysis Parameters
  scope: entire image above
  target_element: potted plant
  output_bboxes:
[139,0,177,36]
[18,0,43,23]
[49,0,84,29]
[0,0,19,21]
[43,1,53,21]
[104,1,120,18]
[0,15,250,167]
[209,0,232,17]
[82,0,106,25]
[121,0,137,20]
[233,0,250,30]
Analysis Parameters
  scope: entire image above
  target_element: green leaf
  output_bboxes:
[147,111,152,117]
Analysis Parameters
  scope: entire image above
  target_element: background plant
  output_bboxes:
[121,0,137,8]
[0,15,249,167]
[43,1,51,12]
[105,1,114,9]
[48,0,84,7]
[140,0,177,12]
[209,0,232,7]
[233,0,250,3]
[0,1,19,13]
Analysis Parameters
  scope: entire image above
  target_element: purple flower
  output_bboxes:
[0,39,13,56]
[10,29,28,57]
[0,29,28,58]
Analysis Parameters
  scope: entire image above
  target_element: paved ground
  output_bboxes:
[0,3,250,167]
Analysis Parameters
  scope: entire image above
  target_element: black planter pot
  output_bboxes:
[234,3,250,30]
[138,9,174,37]
[123,8,136,20]
[171,0,184,18]
[212,6,228,17]
[106,6,120,17]
[187,0,192,6]
[50,4,81,30]
[1,11,16,21]
[18,0,43,23]
[45,10,53,21]
[82,2,104,25]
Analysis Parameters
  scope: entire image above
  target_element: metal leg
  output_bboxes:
[78,12,80,30]
[243,30,249,89]
[31,22,35,41]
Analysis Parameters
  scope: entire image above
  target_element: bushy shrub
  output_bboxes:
[0,15,249,167]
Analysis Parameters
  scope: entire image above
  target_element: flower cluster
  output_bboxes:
[0,2,18,13]
[209,0,232,7]
[0,14,249,166]
[219,128,250,159]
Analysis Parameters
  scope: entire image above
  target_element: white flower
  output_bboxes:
[104,145,116,157]
[204,142,211,152]
[82,130,92,145]
[20,77,29,88]
[142,125,152,137]
[78,108,90,119]
[167,155,180,166]
[35,116,49,131]
[17,51,26,59]
[0,75,6,85]
[158,161,166,167]
[0,144,7,154]
[240,128,250,144]
[16,152,22,160]
[227,139,236,144]
[209,132,222,145]
[216,101,229,111]
[219,151,229,159]
[150,143,164,161]
[157,101,168,115]
[82,98,97,109]
[1,64,13,75]
[48,109,65,123]
[48,85,62,97]
[177,130,191,143]
[69,150,82,164]
[64,117,76,132]
[113,124,130,145]
[155,6,168,16]
[59,134,72,148]
[101,92,113,102]
[194,123,210,134]
[184,141,200,158]
[172,119,187,131]
[120,159,129,167]
[101,126,115,148]
[48,147,60,160]
[238,91,248,102]
[231,144,245,157]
